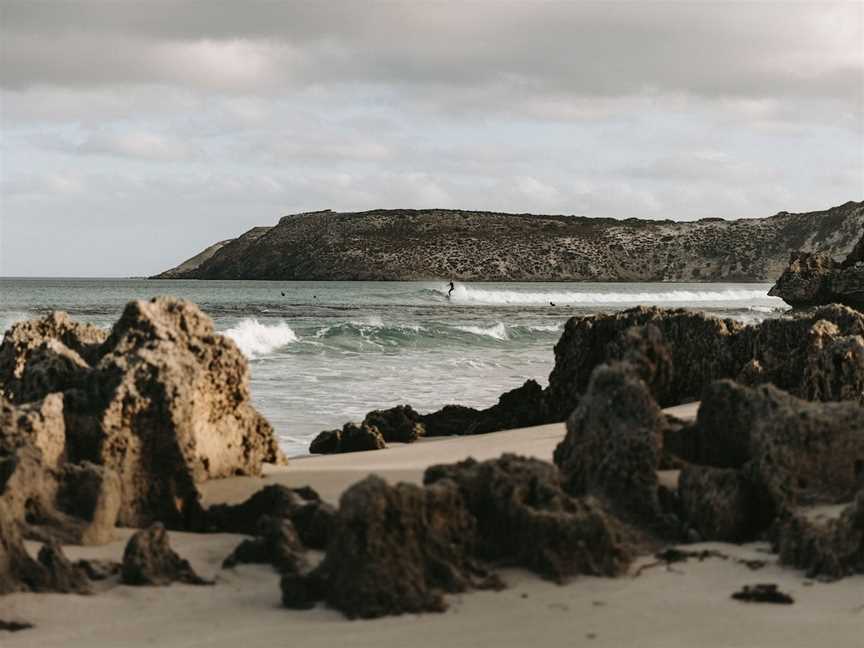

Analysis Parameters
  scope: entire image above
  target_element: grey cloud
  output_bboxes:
[2,1,860,102]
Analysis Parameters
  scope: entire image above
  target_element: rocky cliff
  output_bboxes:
[154,201,864,282]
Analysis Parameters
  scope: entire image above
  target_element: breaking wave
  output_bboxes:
[455,323,510,340]
[223,319,299,358]
[446,285,775,306]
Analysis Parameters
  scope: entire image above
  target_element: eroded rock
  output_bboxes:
[223,516,307,574]
[363,405,424,443]
[283,476,498,618]
[554,365,673,534]
[769,231,864,310]
[206,484,335,550]
[121,523,211,586]
[425,454,634,581]
[309,422,386,455]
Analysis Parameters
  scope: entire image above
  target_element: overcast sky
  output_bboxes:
[1,1,862,277]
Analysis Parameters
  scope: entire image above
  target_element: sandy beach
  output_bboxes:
[5,402,862,648]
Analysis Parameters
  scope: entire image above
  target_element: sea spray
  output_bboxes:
[223,319,298,358]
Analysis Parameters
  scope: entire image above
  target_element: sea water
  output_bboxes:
[0,278,787,456]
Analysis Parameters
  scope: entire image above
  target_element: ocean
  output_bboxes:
[0,278,787,456]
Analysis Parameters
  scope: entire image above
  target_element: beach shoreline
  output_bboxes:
[4,404,863,647]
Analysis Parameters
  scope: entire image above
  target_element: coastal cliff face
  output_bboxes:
[155,201,864,282]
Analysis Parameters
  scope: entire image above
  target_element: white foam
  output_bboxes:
[448,285,777,306]
[455,322,509,340]
[223,319,298,359]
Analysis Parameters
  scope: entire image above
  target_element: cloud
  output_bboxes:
[0,1,861,276]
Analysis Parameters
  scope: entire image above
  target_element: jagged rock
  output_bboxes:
[801,320,864,403]
[0,299,285,532]
[363,405,425,443]
[206,484,335,550]
[554,365,673,534]
[34,542,92,594]
[1,501,92,595]
[769,231,864,309]
[309,422,386,454]
[15,340,93,406]
[547,307,747,417]
[0,501,45,594]
[64,298,285,529]
[223,516,307,574]
[425,454,634,581]
[774,492,864,579]
[0,311,106,396]
[75,559,121,581]
[0,405,120,547]
[679,466,757,542]
[0,393,65,468]
[547,305,864,419]
[283,476,499,618]
[52,462,121,545]
[670,380,864,541]
[604,324,675,406]
[418,404,482,437]
[121,523,211,586]
[308,429,340,454]
[464,379,547,435]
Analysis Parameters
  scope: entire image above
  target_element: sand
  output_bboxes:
[4,401,863,647]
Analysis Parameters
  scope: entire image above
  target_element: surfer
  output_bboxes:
[281,291,285,297]
[447,281,455,298]
[550,301,556,307]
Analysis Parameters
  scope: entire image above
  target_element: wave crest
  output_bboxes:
[447,285,775,306]
[223,319,298,358]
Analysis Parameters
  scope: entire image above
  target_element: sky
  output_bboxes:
[1,0,862,277]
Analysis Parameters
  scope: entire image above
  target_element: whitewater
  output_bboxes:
[0,278,786,455]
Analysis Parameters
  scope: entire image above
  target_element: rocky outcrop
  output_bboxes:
[121,523,211,586]
[283,455,634,618]
[546,304,864,418]
[774,493,864,579]
[0,312,106,399]
[0,299,285,531]
[362,405,425,443]
[0,501,92,595]
[669,380,864,543]
[222,516,307,574]
[309,380,548,454]
[283,476,499,618]
[424,454,634,581]
[554,365,675,535]
[309,422,386,455]
[206,484,335,550]
[769,231,864,309]
[154,201,864,282]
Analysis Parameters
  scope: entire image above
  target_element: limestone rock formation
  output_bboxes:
[0,312,106,399]
[670,380,864,543]
[769,231,864,309]
[309,422,386,454]
[154,201,864,282]
[222,516,307,574]
[121,523,211,586]
[774,492,864,579]
[283,476,498,618]
[546,304,864,419]
[554,365,674,535]
[206,484,335,550]
[424,454,634,581]
[418,404,482,437]
[0,298,286,531]
[0,501,92,595]
[362,405,424,443]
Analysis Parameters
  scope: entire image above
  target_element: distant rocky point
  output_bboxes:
[154,201,864,282]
